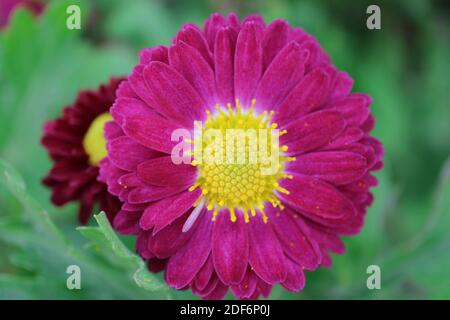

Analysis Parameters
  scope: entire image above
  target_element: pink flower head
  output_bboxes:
[100,13,383,299]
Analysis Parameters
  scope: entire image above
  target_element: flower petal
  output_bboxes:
[108,136,161,171]
[204,13,227,50]
[254,41,307,109]
[166,213,213,289]
[262,19,290,70]
[194,255,215,291]
[281,258,305,292]
[234,21,264,107]
[274,67,330,123]
[212,211,249,285]
[139,45,169,65]
[323,126,364,150]
[113,209,141,235]
[231,269,257,299]
[214,26,237,106]
[169,41,217,107]
[287,151,367,185]
[267,207,321,270]
[111,96,156,127]
[150,211,197,259]
[248,215,287,284]
[137,156,197,187]
[139,189,201,232]
[329,71,353,100]
[279,174,354,219]
[174,23,213,67]
[329,93,371,126]
[143,62,206,127]
[127,184,187,204]
[122,114,180,154]
[281,110,345,155]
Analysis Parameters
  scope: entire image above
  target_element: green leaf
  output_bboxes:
[0,159,173,299]
[78,212,170,294]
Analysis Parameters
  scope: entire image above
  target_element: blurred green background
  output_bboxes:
[0,0,449,299]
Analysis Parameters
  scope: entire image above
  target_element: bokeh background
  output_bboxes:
[0,0,449,299]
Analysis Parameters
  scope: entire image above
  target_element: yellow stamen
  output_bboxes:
[188,99,291,223]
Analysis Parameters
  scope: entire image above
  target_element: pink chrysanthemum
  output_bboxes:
[42,78,123,224]
[0,0,44,29]
[100,13,383,299]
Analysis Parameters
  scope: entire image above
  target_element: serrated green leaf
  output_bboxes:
[80,212,170,294]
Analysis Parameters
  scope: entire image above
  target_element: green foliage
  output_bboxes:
[78,212,168,293]
[0,159,172,299]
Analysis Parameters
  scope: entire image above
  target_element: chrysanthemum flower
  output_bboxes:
[42,78,123,224]
[100,13,383,299]
[0,0,44,29]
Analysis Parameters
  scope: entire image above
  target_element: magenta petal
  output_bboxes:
[248,216,287,284]
[194,272,220,297]
[122,114,180,154]
[306,221,346,255]
[231,269,257,299]
[300,39,325,71]
[254,42,307,109]
[175,23,213,67]
[113,210,141,235]
[143,62,206,127]
[361,114,375,132]
[194,256,215,291]
[139,189,201,232]
[108,136,161,171]
[204,13,227,50]
[104,121,123,141]
[122,201,147,211]
[323,126,365,150]
[256,278,272,298]
[234,21,264,107]
[116,80,139,99]
[361,136,384,167]
[166,213,213,289]
[212,211,249,285]
[267,207,321,270]
[169,41,217,107]
[274,67,330,122]
[262,19,290,70]
[139,45,169,65]
[111,96,156,127]
[137,156,197,187]
[127,184,187,204]
[279,175,354,219]
[203,281,228,300]
[340,173,378,194]
[281,258,305,292]
[329,93,371,126]
[242,14,265,29]
[329,71,353,100]
[136,231,153,259]
[150,211,197,259]
[214,27,236,106]
[281,110,345,155]
[128,66,157,108]
[287,151,367,185]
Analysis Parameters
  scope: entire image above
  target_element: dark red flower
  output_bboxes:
[42,78,124,224]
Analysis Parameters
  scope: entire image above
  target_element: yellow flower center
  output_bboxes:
[82,112,112,166]
[189,100,294,223]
